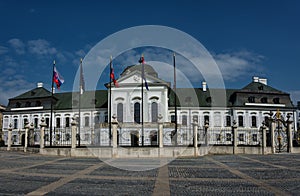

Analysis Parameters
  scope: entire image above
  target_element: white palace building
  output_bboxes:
[1,64,298,152]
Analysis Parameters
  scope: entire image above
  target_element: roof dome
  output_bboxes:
[120,64,158,78]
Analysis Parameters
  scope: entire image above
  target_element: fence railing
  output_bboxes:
[44,128,72,147]
[2,124,262,148]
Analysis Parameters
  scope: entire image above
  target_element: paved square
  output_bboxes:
[0,151,299,195]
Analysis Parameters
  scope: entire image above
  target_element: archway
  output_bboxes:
[130,131,139,147]
[150,130,158,146]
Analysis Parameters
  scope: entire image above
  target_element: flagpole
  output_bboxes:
[109,56,112,146]
[50,60,55,147]
[173,53,178,146]
[141,55,144,146]
[78,58,83,147]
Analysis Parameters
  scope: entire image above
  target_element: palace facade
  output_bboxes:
[1,64,297,147]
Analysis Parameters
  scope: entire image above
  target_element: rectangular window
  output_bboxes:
[34,118,39,129]
[85,116,89,127]
[193,115,198,123]
[65,117,70,128]
[216,134,221,141]
[23,118,28,127]
[226,133,232,141]
[171,115,176,123]
[251,116,257,127]
[46,118,50,128]
[252,134,258,142]
[238,133,244,141]
[56,118,61,128]
[204,115,209,125]
[238,116,244,127]
[13,119,18,129]
[182,115,187,126]
[226,116,231,127]
[3,118,9,128]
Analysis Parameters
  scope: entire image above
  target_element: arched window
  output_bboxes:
[117,103,123,122]
[134,102,140,123]
[151,102,158,122]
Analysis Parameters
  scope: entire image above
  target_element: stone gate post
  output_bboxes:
[270,121,276,154]
[7,124,12,151]
[29,123,34,146]
[204,120,209,146]
[71,117,77,149]
[193,118,198,156]
[24,122,30,152]
[286,114,293,153]
[232,120,238,154]
[112,115,119,149]
[40,117,47,149]
[261,122,267,155]
[158,114,163,148]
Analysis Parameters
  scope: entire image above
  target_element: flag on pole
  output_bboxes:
[80,58,85,94]
[139,55,149,90]
[53,66,64,89]
[110,60,119,87]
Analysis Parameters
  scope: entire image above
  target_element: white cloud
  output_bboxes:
[0,46,8,55]
[8,38,25,54]
[289,90,300,106]
[28,39,57,56]
[213,50,265,81]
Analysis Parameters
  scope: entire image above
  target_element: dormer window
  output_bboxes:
[16,102,21,108]
[261,97,268,103]
[273,98,280,104]
[25,101,31,107]
[206,97,212,104]
[248,96,255,103]
[35,101,41,106]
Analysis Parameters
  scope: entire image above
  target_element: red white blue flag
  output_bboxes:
[53,66,64,89]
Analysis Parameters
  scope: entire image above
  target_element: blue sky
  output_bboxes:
[0,0,300,105]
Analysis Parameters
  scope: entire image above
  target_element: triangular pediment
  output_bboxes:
[107,69,170,88]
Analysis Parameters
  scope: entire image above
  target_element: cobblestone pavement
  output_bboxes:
[0,151,299,195]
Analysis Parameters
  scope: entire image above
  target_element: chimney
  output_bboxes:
[253,76,259,83]
[253,76,267,85]
[258,78,267,85]
[202,81,207,92]
[37,82,43,88]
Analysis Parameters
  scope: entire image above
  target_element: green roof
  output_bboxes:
[10,87,52,100]
[240,82,286,94]
[120,64,158,78]
[168,88,233,107]
[54,90,107,110]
